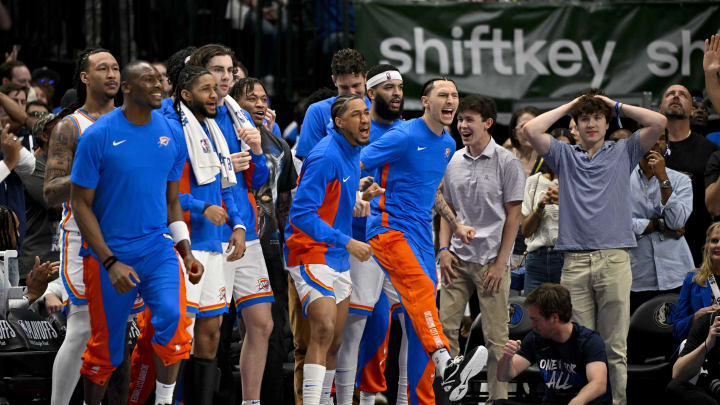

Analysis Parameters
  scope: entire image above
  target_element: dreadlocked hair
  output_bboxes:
[173,65,211,114]
[57,47,111,119]
[229,77,266,102]
[166,46,197,91]
[0,205,17,251]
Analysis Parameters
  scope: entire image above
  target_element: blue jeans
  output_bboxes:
[523,247,564,296]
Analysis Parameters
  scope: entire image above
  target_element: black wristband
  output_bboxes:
[202,202,212,213]
[103,255,118,270]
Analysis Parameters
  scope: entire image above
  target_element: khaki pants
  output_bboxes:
[438,254,509,404]
[288,274,311,404]
[561,249,631,405]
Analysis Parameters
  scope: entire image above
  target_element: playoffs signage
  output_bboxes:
[356,1,720,101]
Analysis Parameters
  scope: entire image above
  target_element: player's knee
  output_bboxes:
[256,316,274,339]
[310,318,336,346]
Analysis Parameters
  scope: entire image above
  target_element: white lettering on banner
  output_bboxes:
[0,320,16,339]
[16,320,58,340]
[379,26,702,87]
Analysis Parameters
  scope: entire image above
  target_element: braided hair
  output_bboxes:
[0,206,18,251]
[166,46,197,92]
[57,47,111,119]
[229,77,266,102]
[173,65,212,115]
[331,93,363,131]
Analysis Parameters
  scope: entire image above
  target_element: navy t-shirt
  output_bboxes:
[517,322,611,404]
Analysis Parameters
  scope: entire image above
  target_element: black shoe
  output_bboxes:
[440,346,488,401]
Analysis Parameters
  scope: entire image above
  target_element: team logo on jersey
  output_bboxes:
[201,139,210,153]
[218,287,227,303]
[257,278,270,291]
[445,147,451,158]
[158,136,170,147]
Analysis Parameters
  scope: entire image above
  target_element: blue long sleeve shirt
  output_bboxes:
[285,129,361,271]
[215,104,269,242]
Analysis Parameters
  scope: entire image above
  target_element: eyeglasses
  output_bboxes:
[36,78,55,86]
[27,111,46,118]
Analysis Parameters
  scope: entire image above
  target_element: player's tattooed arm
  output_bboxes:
[276,191,292,232]
[44,118,78,206]
[434,181,476,244]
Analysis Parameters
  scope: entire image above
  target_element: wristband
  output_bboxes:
[169,221,191,244]
[615,102,623,128]
[438,247,449,253]
[103,255,118,270]
[202,202,212,213]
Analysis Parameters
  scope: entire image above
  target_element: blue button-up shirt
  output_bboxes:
[543,133,645,251]
[629,166,694,291]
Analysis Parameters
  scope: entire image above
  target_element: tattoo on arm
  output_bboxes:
[43,119,78,206]
[434,183,457,228]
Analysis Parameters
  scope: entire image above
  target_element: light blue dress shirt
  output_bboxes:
[629,166,694,291]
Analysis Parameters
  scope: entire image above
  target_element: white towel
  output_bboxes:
[224,95,253,152]
[179,102,237,188]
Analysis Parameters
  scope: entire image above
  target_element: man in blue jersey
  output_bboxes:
[70,61,202,405]
[360,78,488,404]
[188,44,274,404]
[336,63,408,405]
[285,94,383,405]
[295,48,368,160]
[169,64,248,403]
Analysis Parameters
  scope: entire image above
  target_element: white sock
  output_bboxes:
[335,367,355,405]
[432,348,452,377]
[241,401,261,405]
[397,315,409,405]
[335,313,366,405]
[52,309,91,405]
[321,369,336,405]
[154,380,175,404]
[303,363,326,405]
[359,391,376,405]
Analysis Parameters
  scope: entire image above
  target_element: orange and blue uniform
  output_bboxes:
[70,109,192,386]
[284,128,360,316]
[359,117,455,405]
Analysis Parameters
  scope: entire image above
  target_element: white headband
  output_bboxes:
[366,70,402,89]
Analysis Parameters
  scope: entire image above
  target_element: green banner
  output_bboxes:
[356,1,720,106]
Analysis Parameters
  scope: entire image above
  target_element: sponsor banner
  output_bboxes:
[356,1,719,104]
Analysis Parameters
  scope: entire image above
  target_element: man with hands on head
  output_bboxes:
[523,90,666,405]
[70,61,201,405]
[497,283,610,405]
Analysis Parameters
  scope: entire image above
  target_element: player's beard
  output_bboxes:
[192,97,217,119]
[375,94,403,122]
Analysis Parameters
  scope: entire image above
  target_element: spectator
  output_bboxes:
[691,98,709,136]
[662,83,719,266]
[609,128,633,142]
[31,67,60,109]
[438,94,525,404]
[671,222,720,342]
[0,82,27,110]
[508,106,541,268]
[0,84,27,133]
[0,60,31,89]
[523,89,667,405]
[629,129,693,312]
[497,283,611,405]
[569,117,581,144]
[667,295,720,404]
[701,35,720,221]
[17,113,60,281]
[521,130,573,296]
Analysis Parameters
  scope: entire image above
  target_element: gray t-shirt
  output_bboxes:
[543,132,645,251]
[443,140,525,265]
